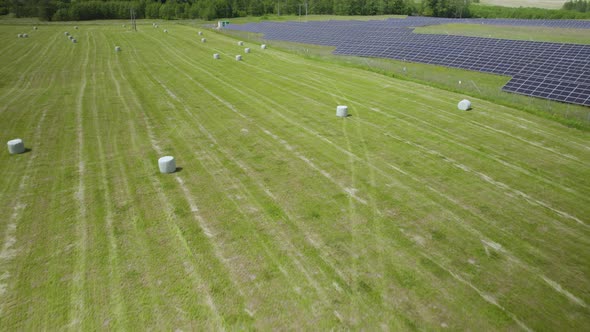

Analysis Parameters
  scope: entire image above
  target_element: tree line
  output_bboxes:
[470,4,590,19]
[1,0,589,21]
[1,0,472,21]
[562,0,589,12]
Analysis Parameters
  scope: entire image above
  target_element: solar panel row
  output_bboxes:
[504,76,590,105]
[227,17,590,106]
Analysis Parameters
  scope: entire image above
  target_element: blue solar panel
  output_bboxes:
[227,17,590,107]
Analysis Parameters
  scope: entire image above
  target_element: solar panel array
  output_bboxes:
[227,17,590,106]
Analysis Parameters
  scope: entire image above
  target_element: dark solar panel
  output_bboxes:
[228,17,590,106]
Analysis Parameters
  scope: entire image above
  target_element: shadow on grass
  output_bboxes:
[12,148,32,155]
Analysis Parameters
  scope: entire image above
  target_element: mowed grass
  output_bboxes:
[479,0,566,9]
[224,25,590,128]
[0,22,589,330]
[225,14,407,24]
[414,23,590,45]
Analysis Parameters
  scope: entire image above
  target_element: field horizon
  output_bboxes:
[480,0,567,10]
[0,21,589,329]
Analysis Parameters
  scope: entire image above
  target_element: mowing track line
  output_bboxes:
[69,30,90,329]
[0,108,47,317]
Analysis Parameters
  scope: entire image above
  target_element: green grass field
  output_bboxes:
[414,23,590,45]
[480,0,566,9]
[0,21,589,330]
[223,25,590,129]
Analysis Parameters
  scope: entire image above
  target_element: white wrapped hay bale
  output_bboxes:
[33,26,38,30]
[201,38,206,43]
[7,139,25,154]
[72,38,77,43]
[457,99,471,111]
[245,48,250,53]
[158,156,176,174]
[68,35,73,40]
[115,46,121,52]
[74,26,79,29]
[164,29,168,33]
[17,34,22,38]
[235,55,242,61]
[238,41,244,46]
[198,31,203,35]
[336,105,348,117]
[65,31,69,36]
[213,53,220,59]
[23,33,28,38]
[261,44,267,49]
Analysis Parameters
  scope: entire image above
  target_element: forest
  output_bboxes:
[1,0,589,21]
[0,0,469,21]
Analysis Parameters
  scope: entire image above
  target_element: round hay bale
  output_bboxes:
[23,33,28,38]
[201,38,206,43]
[68,35,73,40]
[261,44,267,49]
[72,38,77,43]
[213,53,220,59]
[115,46,121,52]
[33,26,38,30]
[65,31,69,36]
[164,29,168,33]
[198,31,203,35]
[458,99,471,111]
[245,48,250,53]
[336,105,348,118]
[235,55,242,61]
[122,24,126,27]
[238,41,244,46]
[17,34,22,38]
[158,156,176,174]
[74,26,79,29]
[7,138,25,154]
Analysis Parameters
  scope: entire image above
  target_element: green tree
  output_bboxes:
[421,0,469,17]
[333,0,351,14]
[146,2,160,18]
[37,0,56,20]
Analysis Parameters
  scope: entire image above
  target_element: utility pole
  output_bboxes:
[130,8,137,31]
[305,2,308,17]
[278,1,280,16]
